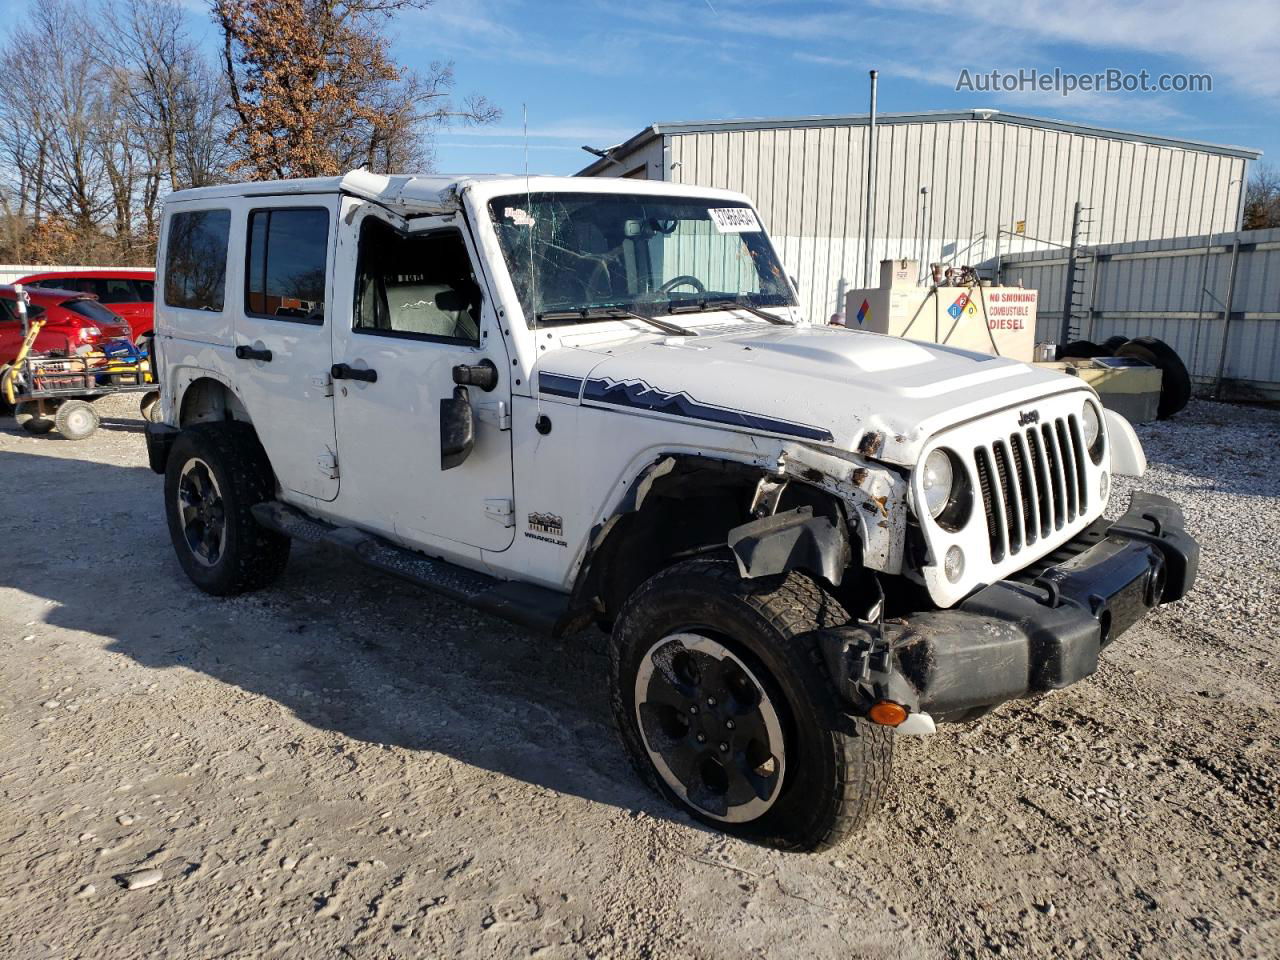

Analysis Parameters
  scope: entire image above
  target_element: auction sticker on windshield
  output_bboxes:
[708,207,760,233]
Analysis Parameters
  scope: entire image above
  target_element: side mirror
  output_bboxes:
[440,385,475,470]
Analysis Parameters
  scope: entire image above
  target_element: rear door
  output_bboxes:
[231,196,340,502]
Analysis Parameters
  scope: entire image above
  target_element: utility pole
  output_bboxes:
[864,69,878,288]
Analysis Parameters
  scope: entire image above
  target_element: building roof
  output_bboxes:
[576,109,1262,176]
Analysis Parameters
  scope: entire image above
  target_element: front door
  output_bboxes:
[330,201,515,555]
[231,196,340,502]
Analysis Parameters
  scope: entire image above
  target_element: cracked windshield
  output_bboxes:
[488,192,795,324]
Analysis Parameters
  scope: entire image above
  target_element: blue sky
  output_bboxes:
[405,0,1277,176]
[3,0,1274,176]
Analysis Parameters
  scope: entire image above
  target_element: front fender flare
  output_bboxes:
[726,505,851,586]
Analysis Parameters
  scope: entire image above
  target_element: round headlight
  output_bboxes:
[920,449,956,519]
[1082,399,1104,463]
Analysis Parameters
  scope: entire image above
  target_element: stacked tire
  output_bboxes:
[1056,335,1191,419]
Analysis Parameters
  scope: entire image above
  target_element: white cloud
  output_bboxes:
[876,0,1280,99]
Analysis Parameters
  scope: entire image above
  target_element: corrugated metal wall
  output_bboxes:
[1000,228,1280,395]
[649,119,1246,326]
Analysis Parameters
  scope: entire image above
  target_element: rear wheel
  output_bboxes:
[14,400,57,435]
[55,399,100,440]
[610,558,893,851]
[164,422,290,595]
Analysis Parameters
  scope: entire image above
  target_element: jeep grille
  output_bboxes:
[972,414,1089,562]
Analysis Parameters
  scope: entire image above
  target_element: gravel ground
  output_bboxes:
[0,395,1277,959]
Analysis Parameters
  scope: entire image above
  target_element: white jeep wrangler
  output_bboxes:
[145,171,1199,851]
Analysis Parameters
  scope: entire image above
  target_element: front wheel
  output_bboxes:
[164,422,290,595]
[139,391,161,423]
[609,559,893,851]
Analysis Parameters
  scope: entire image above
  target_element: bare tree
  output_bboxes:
[7,2,111,234]
[0,0,495,262]
[1244,163,1280,231]
[211,0,498,180]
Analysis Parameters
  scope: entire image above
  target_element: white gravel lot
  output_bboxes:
[0,395,1277,959]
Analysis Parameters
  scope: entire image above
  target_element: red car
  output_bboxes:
[17,269,154,343]
[1,285,133,369]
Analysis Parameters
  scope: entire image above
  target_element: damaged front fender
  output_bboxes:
[776,442,908,574]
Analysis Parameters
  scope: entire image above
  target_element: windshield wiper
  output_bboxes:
[702,298,794,325]
[585,306,696,337]
[536,306,696,337]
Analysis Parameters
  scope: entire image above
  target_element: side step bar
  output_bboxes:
[251,502,570,635]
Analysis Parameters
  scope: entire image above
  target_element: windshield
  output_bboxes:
[488,192,795,322]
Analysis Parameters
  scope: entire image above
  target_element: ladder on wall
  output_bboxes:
[1060,201,1097,344]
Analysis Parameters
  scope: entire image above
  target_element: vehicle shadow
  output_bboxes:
[0,448,688,828]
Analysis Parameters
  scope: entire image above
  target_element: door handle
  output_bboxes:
[331,362,377,383]
[235,345,272,362]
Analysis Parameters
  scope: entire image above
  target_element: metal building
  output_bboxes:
[577,110,1260,325]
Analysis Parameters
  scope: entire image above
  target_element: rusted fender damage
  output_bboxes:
[774,441,907,574]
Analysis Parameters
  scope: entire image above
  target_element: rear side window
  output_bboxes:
[63,299,122,325]
[245,208,329,323]
[35,277,92,294]
[99,278,147,303]
[164,209,231,311]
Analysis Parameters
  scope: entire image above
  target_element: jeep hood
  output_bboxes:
[546,323,1087,466]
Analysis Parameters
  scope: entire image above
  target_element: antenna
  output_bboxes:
[524,104,541,417]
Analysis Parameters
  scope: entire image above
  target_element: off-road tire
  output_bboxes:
[1116,336,1191,419]
[54,399,99,440]
[610,557,893,851]
[164,421,290,596]
[1057,339,1108,360]
[14,401,57,435]
[1100,335,1129,355]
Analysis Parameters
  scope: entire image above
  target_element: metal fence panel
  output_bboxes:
[1001,229,1280,395]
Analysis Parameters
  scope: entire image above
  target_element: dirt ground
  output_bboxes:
[1,395,1278,959]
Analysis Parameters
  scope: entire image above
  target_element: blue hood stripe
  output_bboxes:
[580,376,834,443]
[537,372,584,398]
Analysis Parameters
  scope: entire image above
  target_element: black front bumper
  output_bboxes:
[820,493,1199,722]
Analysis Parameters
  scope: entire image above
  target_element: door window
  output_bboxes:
[353,219,481,345]
[244,207,329,323]
[0,297,45,322]
[164,209,232,311]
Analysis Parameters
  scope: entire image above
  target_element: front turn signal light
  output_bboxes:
[868,700,908,727]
